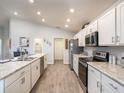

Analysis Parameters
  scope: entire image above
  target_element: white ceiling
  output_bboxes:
[0,0,117,32]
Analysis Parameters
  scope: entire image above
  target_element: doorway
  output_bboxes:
[54,38,65,63]
[0,39,2,59]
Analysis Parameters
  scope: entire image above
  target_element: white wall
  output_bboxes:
[3,21,10,59]
[0,24,9,60]
[10,18,75,64]
[0,27,3,59]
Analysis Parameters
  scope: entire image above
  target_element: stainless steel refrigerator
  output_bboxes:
[69,39,84,70]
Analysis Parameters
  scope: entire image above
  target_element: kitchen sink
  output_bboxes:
[14,57,37,61]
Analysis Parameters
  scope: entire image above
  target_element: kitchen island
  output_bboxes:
[0,53,47,93]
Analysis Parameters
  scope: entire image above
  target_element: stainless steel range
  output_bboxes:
[78,51,109,93]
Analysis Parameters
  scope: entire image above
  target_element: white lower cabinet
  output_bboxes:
[102,74,124,93]
[88,66,101,93]
[88,65,124,93]
[31,59,40,88]
[44,55,48,69]
[73,55,79,76]
[1,57,43,93]
[5,65,31,93]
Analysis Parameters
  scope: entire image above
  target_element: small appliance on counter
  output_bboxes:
[78,51,109,93]
[109,54,117,65]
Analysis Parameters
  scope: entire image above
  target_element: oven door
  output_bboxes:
[79,61,88,87]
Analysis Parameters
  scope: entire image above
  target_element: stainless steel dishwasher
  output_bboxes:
[40,56,44,76]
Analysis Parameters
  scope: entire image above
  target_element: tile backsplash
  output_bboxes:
[84,46,124,65]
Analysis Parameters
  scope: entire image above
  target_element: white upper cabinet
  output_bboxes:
[86,20,98,36]
[86,25,91,35]
[98,8,116,46]
[78,30,86,46]
[89,20,98,33]
[82,29,86,46]
[73,29,86,47]
[116,1,124,45]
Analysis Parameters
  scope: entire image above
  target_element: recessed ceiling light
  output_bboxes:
[37,11,41,15]
[14,12,18,15]
[67,18,71,22]
[29,0,34,3]
[42,18,45,22]
[70,9,75,13]
[65,24,69,28]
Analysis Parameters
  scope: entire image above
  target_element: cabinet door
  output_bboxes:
[31,59,40,88]
[73,55,79,76]
[88,66,101,93]
[44,55,47,69]
[91,21,98,32]
[98,8,116,46]
[78,30,85,46]
[21,70,31,93]
[117,2,124,45]
[83,28,87,46]
[86,26,91,35]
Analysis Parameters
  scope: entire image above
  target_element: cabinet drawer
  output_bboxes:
[31,59,40,68]
[5,69,31,93]
[5,65,30,88]
[88,66,101,78]
[102,74,124,93]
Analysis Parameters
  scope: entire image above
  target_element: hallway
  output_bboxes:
[31,62,84,93]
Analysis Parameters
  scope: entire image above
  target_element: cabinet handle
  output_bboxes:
[36,66,38,70]
[112,37,114,43]
[21,77,25,84]
[116,36,120,42]
[109,83,118,90]
[97,81,100,88]
[91,69,94,73]
[101,85,104,93]
[20,71,25,77]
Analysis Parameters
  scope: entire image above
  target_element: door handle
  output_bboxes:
[109,83,118,90]
[116,36,120,42]
[97,81,100,88]
[101,85,104,93]
[36,66,38,70]
[112,37,114,43]
[21,77,25,84]
[91,69,94,73]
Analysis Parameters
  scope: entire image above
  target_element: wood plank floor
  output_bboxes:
[31,61,84,93]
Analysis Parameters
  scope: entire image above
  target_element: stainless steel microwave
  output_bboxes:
[85,31,98,47]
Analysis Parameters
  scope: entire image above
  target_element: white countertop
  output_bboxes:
[88,62,124,86]
[0,53,46,80]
